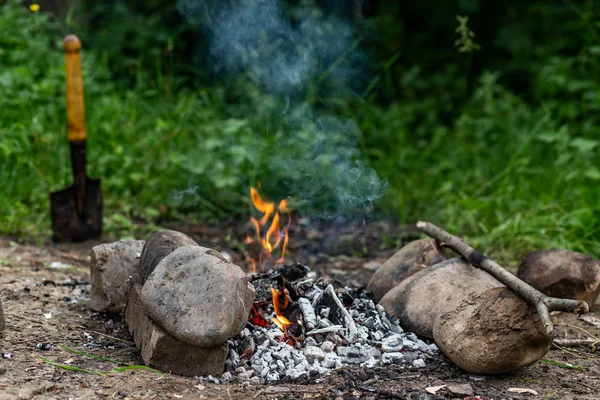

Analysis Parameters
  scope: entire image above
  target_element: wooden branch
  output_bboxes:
[554,338,599,350]
[416,221,589,336]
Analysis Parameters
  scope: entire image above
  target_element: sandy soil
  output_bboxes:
[0,222,599,400]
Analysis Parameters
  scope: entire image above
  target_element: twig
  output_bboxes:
[75,326,135,345]
[554,338,598,348]
[558,323,600,340]
[577,381,600,392]
[416,221,589,336]
[13,336,49,344]
[358,385,407,399]
[552,342,584,358]
[555,323,600,351]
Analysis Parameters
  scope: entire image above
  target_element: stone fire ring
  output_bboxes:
[128,244,255,376]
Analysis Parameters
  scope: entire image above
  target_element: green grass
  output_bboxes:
[540,358,585,371]
[37,344,163,376]
[0,1,598,264]
[360,71,600,262]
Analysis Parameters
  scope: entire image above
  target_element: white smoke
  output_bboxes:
[177,0,387,215]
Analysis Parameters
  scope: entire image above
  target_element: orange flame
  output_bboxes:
[270,287,291,331]
[246,187,291,272]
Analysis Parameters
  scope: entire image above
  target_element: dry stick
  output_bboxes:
[416,221,589,336]
[554,338,599,350]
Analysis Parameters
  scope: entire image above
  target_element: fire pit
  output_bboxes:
[88,187,437,379]
[224,263,436,383]
[228,188,436,381]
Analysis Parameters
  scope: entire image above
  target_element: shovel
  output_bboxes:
[50,35,102,242]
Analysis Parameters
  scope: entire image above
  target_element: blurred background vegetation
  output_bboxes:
[0,0,598,261]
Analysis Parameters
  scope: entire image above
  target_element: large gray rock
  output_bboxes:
[139,230,199,282]
[379,257,503,338]
[367,239,448,302]
[433,287,552,374]
[126,284,228,377]
[141,246,255,348]
[89,240,146,313]
[518,250,600,307]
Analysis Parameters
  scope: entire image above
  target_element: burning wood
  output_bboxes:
[224,263,436,383]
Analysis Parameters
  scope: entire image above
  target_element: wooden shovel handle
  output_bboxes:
[64,35,86,142]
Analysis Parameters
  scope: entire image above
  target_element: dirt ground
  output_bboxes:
[0,220,599,399]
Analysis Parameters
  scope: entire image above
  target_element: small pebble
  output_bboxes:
[36,343,53,351]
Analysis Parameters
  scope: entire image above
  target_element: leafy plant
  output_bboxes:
[0,0,598,264]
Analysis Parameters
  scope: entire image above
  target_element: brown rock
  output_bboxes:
[141,246,255,348]
[139,230,199,282]
[433,287,552,374]
[125,284,228,377]
[367,239,448,302]
[517,250,600,307]
[89,240,146,313]
[379,257,503,338]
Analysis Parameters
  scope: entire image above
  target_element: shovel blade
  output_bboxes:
[50,177,102,242]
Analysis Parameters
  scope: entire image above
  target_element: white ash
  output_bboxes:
[224,280,437,383]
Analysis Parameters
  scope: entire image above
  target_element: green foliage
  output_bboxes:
[0,0,261,236]
[0,0,598,263]
[361,69,600,261]
[454,15,480,53]
[0,0,66,235]
[81,0,197,88]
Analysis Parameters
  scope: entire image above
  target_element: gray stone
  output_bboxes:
[139,230,199,281]
[518,249,600,308]
[125,284,228,377]
[367,239,448,302]
[89,240,146,313]
[141,246,255,348]
[433,287,552,374]
[379,257,504,338]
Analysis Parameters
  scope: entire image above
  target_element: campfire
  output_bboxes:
[221,188,436,382]
[89,191,440,381]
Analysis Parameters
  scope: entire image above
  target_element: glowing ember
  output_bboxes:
[248,306,269,328]
[245,187,291,272]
